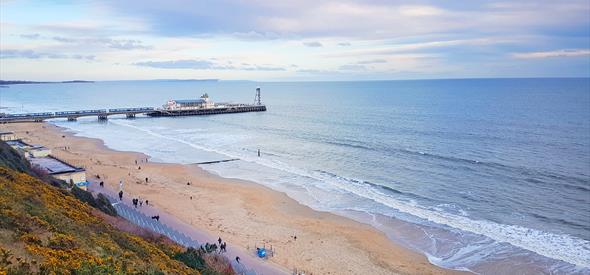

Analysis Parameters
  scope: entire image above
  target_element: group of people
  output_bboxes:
[132,197,148,208]
[218,237,227,253]
[135,158,149,165]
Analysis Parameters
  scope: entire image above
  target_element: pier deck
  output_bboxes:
[0,105,266,123]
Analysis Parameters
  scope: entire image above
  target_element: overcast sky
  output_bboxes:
[1,0,589,81]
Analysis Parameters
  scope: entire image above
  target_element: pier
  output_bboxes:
[0,105,266,123]
[0,88,266,123]
[0,107,155,123]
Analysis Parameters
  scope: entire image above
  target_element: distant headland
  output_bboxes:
[0,80,94,85]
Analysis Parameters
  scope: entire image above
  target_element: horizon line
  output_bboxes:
[2,76,589,84]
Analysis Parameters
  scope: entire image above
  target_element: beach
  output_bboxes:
[3,122,462,275]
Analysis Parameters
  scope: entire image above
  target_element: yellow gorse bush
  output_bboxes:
[0,167,198,274]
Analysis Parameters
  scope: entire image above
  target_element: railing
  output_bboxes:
[108,107,154,113]
[4,112,53,118]
[55,109,107,116]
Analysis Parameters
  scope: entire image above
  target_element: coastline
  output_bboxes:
[5,122,465,275]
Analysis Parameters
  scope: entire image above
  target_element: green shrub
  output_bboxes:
[173,247,207,271]
[70,187,117,217]
[96,193,117,217]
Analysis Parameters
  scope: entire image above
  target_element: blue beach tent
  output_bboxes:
[257,248,266,258]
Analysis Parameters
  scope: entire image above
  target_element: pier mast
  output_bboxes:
[254,87,262,105]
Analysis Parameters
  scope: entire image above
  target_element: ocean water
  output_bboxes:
[1,78,589,274]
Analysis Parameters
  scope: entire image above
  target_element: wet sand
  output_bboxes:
[3,122,466,275]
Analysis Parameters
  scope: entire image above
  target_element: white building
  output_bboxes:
[6,140,51,158]
[29,156,88,189]
[163,93,215,110]
[0,132,18,141]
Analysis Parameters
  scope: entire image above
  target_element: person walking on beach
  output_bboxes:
[118,190,123,201]
[145,200,149,206]
[235,256,240,264]
[257,148,261,157]
[139,200,143,207]
[218,237,222,245]
[99,181,104,187]
[145,177,149,183]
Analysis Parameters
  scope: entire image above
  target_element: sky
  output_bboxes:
[0,0,589,81]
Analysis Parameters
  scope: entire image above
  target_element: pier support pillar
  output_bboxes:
[98,115,108,121]
[126,113,136,119]
[67,117,77,121]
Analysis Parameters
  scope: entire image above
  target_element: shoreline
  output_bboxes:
[5,122,465,274]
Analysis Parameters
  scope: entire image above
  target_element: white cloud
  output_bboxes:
[513,49,590,59]
[325,38,518,58]
[398,5,445,17]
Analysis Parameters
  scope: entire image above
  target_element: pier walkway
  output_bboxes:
[0,107,155,123]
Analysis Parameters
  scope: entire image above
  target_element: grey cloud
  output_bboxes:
[357,59,387,64]
[297,69,322,73]
[0,49,43,59]
[0,49,95,60]
[338,42,351,46]
[134,60,226,69]
[52,36,152,50]
[242,65,286,71]
[232,31,281,40]
[338,64,367,71]
[134,59,286,71]
[53,36,77,43]
[107,39,151,50]
[303,41,323,47]
[98,0,590,43]
[71,54,96,60]
[20,33,41,39]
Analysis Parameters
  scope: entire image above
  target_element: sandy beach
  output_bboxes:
[3,122,464,275]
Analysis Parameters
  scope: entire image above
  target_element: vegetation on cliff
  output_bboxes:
[0,141,234,274]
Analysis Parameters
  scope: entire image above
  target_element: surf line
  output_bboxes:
[194,158,240,165]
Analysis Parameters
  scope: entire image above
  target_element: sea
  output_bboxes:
[1,78,589,274]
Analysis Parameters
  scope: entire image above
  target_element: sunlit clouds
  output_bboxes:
[0,0,589,80]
